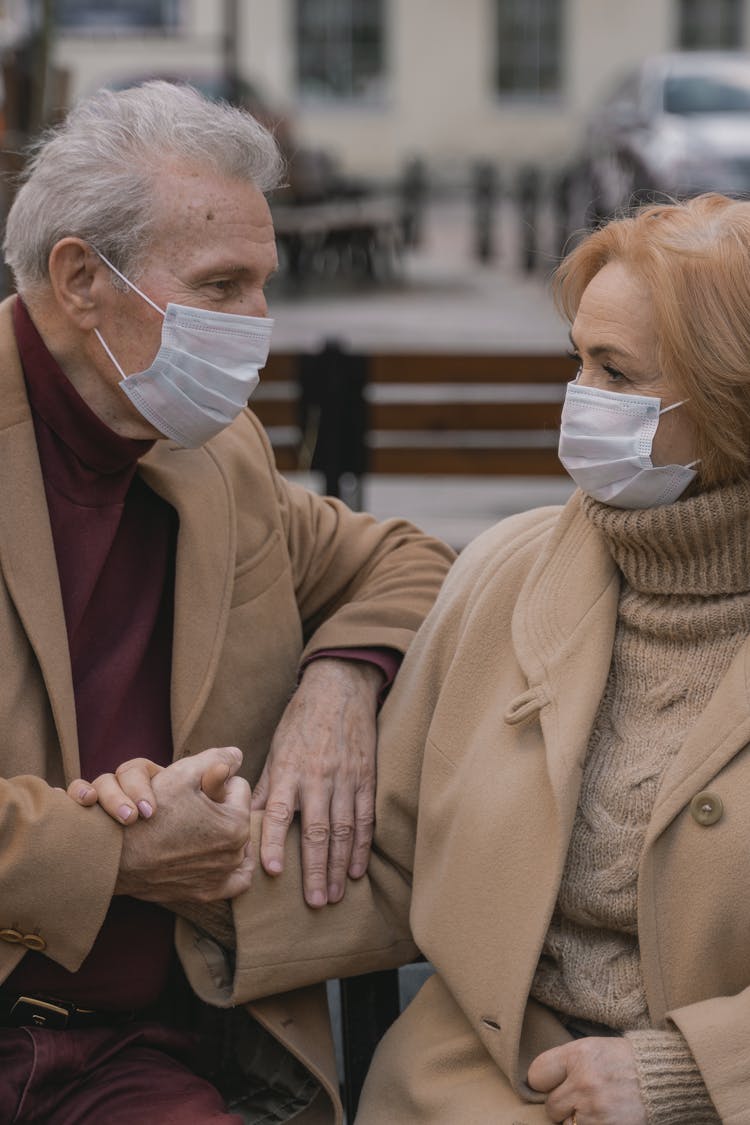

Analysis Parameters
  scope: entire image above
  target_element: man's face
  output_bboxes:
[91,159,278,434]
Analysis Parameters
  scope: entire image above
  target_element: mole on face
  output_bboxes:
[206,210,214,221]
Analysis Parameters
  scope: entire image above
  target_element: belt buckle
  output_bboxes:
[10,995,72,1029]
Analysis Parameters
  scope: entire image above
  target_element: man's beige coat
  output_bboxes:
[238,497,750,1123]
[0,297,454,1123]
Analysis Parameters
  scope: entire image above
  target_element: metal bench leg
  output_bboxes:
[339,969,401,1121]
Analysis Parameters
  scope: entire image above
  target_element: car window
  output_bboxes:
[665,72,750,114]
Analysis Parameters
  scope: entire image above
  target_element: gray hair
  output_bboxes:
[3,80,284,293]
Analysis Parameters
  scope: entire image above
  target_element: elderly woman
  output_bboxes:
[80,193,749,1123]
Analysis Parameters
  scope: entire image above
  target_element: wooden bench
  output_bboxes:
[252,346,575,501]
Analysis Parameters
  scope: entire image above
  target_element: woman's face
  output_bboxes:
[569,260,698,468]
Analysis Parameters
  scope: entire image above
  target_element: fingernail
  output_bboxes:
[309,890,326,907]
[137,801,153,819]
[267,860,282,874]
[118,804,133,822]
[349,863,365,879]
[328,883,341,901]
[77,786,91,801]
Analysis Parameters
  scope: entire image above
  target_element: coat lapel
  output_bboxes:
[138,442,236,756]
[0,304,79,778]
[511,496,621,816]
[645,636,750,847]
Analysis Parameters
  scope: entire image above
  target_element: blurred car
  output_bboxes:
[581,52,750,221]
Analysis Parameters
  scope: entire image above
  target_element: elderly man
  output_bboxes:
[0,82,453,1123]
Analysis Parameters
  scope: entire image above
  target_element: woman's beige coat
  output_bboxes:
[0,296,454,1123]
[240,496,750,1123]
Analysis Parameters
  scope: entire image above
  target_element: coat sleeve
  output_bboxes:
[0,776,123,973]
[260,422,456,657]
[667,994,750,1123]
[177,519,542,1006]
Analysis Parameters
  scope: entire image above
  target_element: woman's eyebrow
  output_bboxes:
[569,330,635,361]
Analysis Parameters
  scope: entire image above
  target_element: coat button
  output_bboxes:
[690,791,723,826]
[23,934,46,952]
[0,928,24,944]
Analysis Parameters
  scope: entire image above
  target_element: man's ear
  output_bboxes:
[47,238,104,329]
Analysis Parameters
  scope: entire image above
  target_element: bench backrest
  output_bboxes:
[252,349,576,485]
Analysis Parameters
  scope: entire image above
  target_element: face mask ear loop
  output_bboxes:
[93,328,128,379]
[658,398,688,416]
[93,249,166,317]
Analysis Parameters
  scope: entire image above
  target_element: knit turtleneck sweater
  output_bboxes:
[530,480,750,1124]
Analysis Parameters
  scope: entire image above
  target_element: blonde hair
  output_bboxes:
[554,193,750,487]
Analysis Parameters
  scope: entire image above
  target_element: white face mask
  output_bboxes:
[558,380,699,509]
[93,252,274,448]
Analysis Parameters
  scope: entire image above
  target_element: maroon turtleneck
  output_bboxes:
[6,298,177,1010]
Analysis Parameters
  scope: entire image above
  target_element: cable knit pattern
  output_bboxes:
[530,481,750,1123]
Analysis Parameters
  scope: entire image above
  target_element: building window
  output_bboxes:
[53,0,180,32]
[677,0,743,48]
[495,0,564,98]
[296,0,386,102]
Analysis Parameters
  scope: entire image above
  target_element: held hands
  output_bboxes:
[527,1038,647,1125]
[69,747,253,905]
[67,656,382,908]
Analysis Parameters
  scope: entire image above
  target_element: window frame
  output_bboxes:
[53,0,182,36]
[676,0,743,50]
[493,0,565,104]
[295,0,388,106]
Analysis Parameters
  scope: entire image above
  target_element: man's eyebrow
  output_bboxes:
[200,262,279,280]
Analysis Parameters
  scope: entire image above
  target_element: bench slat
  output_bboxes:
[368,353,574,384]
[251,401,299,427]
[369,401,562,430]
[370,447,567,475]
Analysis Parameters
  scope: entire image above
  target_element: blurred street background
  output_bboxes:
[5,2,750,1110]
[1,1,750,545]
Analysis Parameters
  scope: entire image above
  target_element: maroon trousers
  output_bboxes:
[0,1022,244,1123]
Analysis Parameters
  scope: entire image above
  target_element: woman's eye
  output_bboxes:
[603,364,626,383]
[566,349,582,373]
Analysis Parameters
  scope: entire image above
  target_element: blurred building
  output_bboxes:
[50,0,750,180]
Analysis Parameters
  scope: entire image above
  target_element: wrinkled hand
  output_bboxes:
[111,746,253,904]
[67,754,232,824]
[527,1038,647,1125]
[251,657,381,907]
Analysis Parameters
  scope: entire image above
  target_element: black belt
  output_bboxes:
[0,991,135,1030]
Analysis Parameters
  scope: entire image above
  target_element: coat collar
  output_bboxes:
[0,296,236,771]
[511,492,750,838]
[0,299,79,778]
[510,494,620,816]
